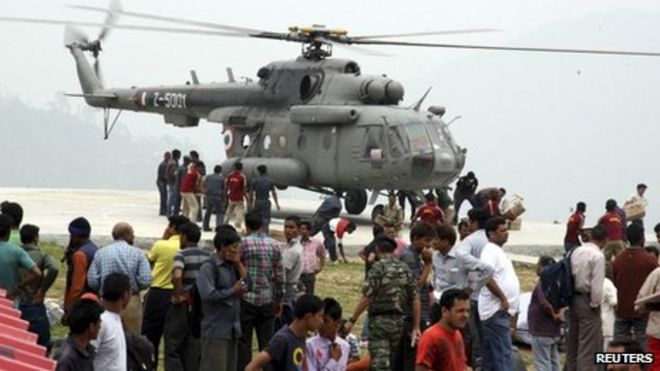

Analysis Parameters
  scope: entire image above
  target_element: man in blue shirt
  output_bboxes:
[87,222,151,336]
[203,165,225,232]
[249,165,281,235]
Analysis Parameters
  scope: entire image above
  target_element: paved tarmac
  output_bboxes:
[1,187,568,264]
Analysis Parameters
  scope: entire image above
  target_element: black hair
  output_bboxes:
[425,193,436,202]
[372,224,385,238]
[538,255,556,267]
[346,221,357,232]
[655,222,660,234]
[285,215,301,226]
[0,214,13,240]
[467,208,490,229]
[299,221,312,230]
[19,224,39,244]
[257,165,267,174]
[485,216,507,235]
[213,228,241,250]
[234,162,243,171]
[576,202,586,212]
[215,224,237,234]
[467,171,475,178]
[645,246,659,258]
[439,289,470,311]
[323,297,342,321]
[294,294,324,319]
[637,183,647,190]
[608,339,644,354]
[179,222,201,244]
[591,224,608,242]
[499,188,507,196]
[605,199,617,212]
[435,225,457,246]
[168,215,190,233]
[375,235,397,253]
[172,149,181,159]
[67,299,104,335]
[214,165,222,174]
[626,223,645,246]
[102,273,131,302]
[0,201,23,228]
[189,150,199,160]
[410,222,436,241]
[245,210,263,231]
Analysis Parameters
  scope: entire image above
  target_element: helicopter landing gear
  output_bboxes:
[344,189,368,215]
[371,204,384,223]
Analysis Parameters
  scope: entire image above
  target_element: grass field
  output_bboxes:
[41,242,545,369]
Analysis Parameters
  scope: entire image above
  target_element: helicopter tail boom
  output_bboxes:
[68,45,105,104]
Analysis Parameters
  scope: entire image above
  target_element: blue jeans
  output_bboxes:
[481,310,512,371]
[321,221,338,262]
[614,318,647,350]
[167,184,178,216]
[157,180,168,215]
[531,336,561,371]
[203,196,224,230]
[19,302,51,351]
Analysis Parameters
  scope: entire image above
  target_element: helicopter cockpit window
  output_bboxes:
[363,126,385,159]
[425,122,447,150]
[387,126,407,158]
[406,122,431,153]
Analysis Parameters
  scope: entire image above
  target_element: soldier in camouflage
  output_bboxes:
[345,235,421,371]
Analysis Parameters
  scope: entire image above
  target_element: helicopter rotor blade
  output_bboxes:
[97,0,122,41]
[0,17,253,38]
[349,28,499,40]
[349,39,660,57]
[68,4,270,35]
[63,24,90,46]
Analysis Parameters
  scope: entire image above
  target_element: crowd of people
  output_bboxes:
[0,168,658,371]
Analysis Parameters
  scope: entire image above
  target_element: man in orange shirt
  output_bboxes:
[415,289,470,371]
[63,217,98,314]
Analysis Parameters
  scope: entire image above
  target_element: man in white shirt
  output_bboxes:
[306,297,350,371]
[92,273,131,371]
[627,183,648,226]
[478,216,520,371]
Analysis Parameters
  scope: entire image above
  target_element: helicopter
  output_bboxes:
[2,3,659,216]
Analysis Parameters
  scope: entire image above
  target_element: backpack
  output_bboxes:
[187,259,219,339]
[539,248,575,310]
[125,333,155,371]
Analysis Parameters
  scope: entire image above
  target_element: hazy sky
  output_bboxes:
[0,0,658,226]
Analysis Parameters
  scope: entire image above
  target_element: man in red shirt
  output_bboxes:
[612,223,658,350]
[599,199,625,262]
[180,163,200,222]
[224,162,248,230]
[416,289,470,371]
[413,193,445,228]
[564,202,586,252]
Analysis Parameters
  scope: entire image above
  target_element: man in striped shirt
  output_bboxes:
[165,222,210,371]
[238,210,285,371]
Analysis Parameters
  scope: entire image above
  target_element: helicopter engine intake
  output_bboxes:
[359,77,404,105]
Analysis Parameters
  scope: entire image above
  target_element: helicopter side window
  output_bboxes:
[406,122,432,153]
[363,126,385,160]
[387,126,407,158]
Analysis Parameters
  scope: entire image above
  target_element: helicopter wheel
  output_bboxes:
[276,184,288,190]
[344,189,368,215]
[371,204,384,223]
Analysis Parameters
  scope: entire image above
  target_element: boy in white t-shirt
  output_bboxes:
[92,273,131,371]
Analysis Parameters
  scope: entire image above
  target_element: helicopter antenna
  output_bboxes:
[190,70,199,84]
[411,86,432,111]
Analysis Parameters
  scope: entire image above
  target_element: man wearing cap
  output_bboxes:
[64,217,98,313]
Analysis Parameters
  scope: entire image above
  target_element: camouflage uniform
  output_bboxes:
[364,255,417,371]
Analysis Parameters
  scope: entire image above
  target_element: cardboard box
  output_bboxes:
[508,218,522,231]
[624,201,646,220]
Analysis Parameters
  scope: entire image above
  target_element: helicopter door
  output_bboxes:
[362,126,385,169]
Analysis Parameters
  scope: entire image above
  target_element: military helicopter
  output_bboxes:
[2,3,659,216]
